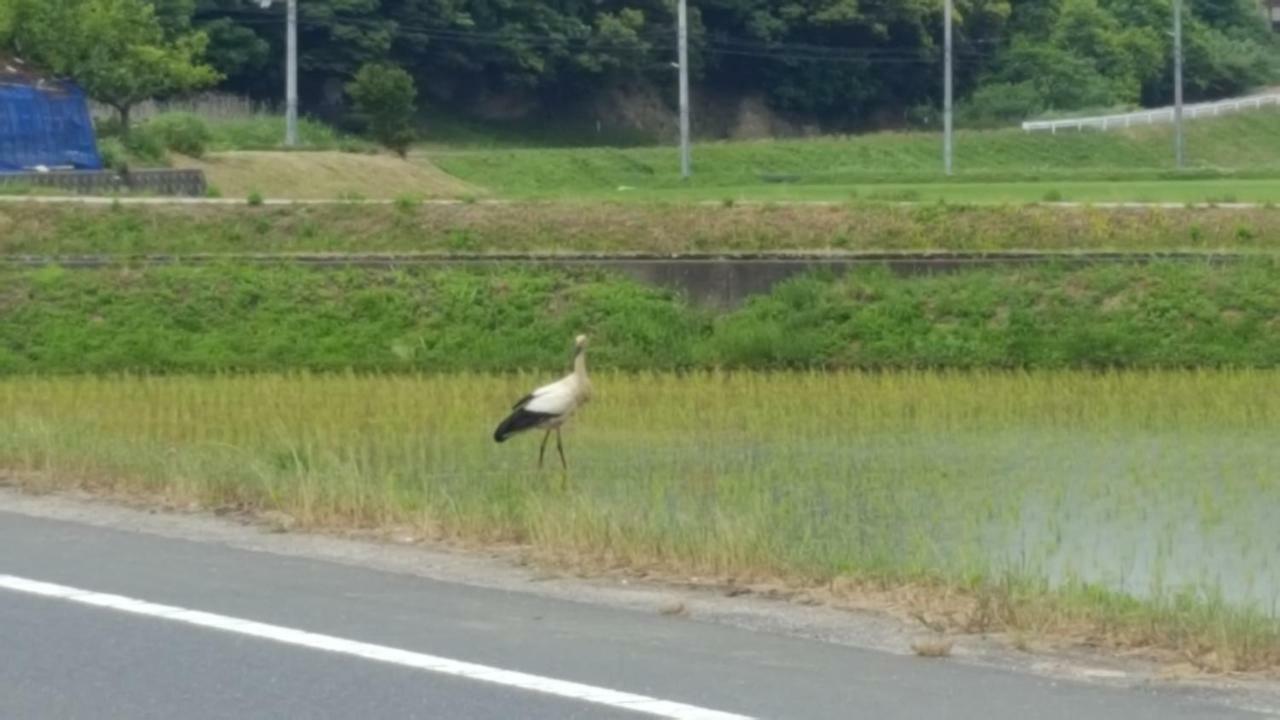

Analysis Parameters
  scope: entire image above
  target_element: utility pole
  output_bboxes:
[943,0,953,176]
[677,0,691,179]
[258,0,299,147]
[1173,0,1184,168]
[286,0,298,147]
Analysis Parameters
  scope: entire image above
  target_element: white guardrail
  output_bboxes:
[1021,93,1280,133]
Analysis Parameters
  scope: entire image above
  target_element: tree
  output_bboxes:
[13,0,1266,132]
[996,42,1120,109]
[151,0,196,35]
[0,2,13,47]
[300,0,394,77]
[5,0,219,134]
[198,17,270,84]
[347,62,418,157]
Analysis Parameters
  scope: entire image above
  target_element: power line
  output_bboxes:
[702,48,984,65]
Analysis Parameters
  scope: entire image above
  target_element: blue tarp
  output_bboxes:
[0,79,103,172]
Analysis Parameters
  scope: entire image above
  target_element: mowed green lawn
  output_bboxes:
[574,177,1280,205]
[424,108,1280,204]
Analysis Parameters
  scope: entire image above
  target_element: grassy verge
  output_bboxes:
[4,370,1278,670]
[4,202,1280,255]
[96,114,373,171]
[599,178,1280,205]
[201,115,374,153]
[3,262,1280,373]
[425,110,1280,198]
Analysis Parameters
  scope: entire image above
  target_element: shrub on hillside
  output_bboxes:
[346,63,417,158]
[96,137,129,173]
[122,126,168,165]
[995,43,1123,111]
[957,82,1045,128]
[202,115,341,151]
[144,113,213,158]
[94,115,126,139]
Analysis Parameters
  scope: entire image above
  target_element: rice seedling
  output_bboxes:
[1,369,1278,667]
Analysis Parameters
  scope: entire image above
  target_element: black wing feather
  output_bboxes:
[493,407,556,442]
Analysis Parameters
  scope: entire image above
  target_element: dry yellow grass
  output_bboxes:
[174,151,481,199]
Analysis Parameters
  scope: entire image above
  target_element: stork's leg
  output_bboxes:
[555,428,567,471]
[538,430,551,469]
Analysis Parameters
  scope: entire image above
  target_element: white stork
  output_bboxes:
[493,334,592,469]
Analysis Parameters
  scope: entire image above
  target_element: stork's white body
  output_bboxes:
[520,372,590,429]
[493,335,591,468]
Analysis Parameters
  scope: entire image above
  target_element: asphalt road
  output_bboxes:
[0,510,1271,720]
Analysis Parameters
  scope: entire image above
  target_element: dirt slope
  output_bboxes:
[174,151,480,199]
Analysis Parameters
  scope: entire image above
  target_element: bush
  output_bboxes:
[346,63,418,157]
[1188,30,1277,99]
[144,113,213,158]
[995,43,1121,111]
[96,137,129,173]
[958,81,1044,128]
[94,115,126,139]
[903,102,939,130]
[205,115,344,151]
[123,127,168,165]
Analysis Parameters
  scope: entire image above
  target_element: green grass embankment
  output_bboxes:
[4,202,1280,255]
[3,261,1279,374]
[426,109,1280,199]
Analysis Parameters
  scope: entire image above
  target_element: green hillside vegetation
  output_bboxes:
[3,262,1279,374]
[9,0,1275,142]
[37,0,1280,126]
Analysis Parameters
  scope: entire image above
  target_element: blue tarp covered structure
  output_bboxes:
[0,71,103,172]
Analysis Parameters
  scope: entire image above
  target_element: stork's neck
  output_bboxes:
[573,347,588,380]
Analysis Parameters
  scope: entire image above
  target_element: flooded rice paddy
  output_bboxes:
[1,370,1277,615]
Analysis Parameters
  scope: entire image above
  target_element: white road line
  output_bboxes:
[0,573,752,720]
